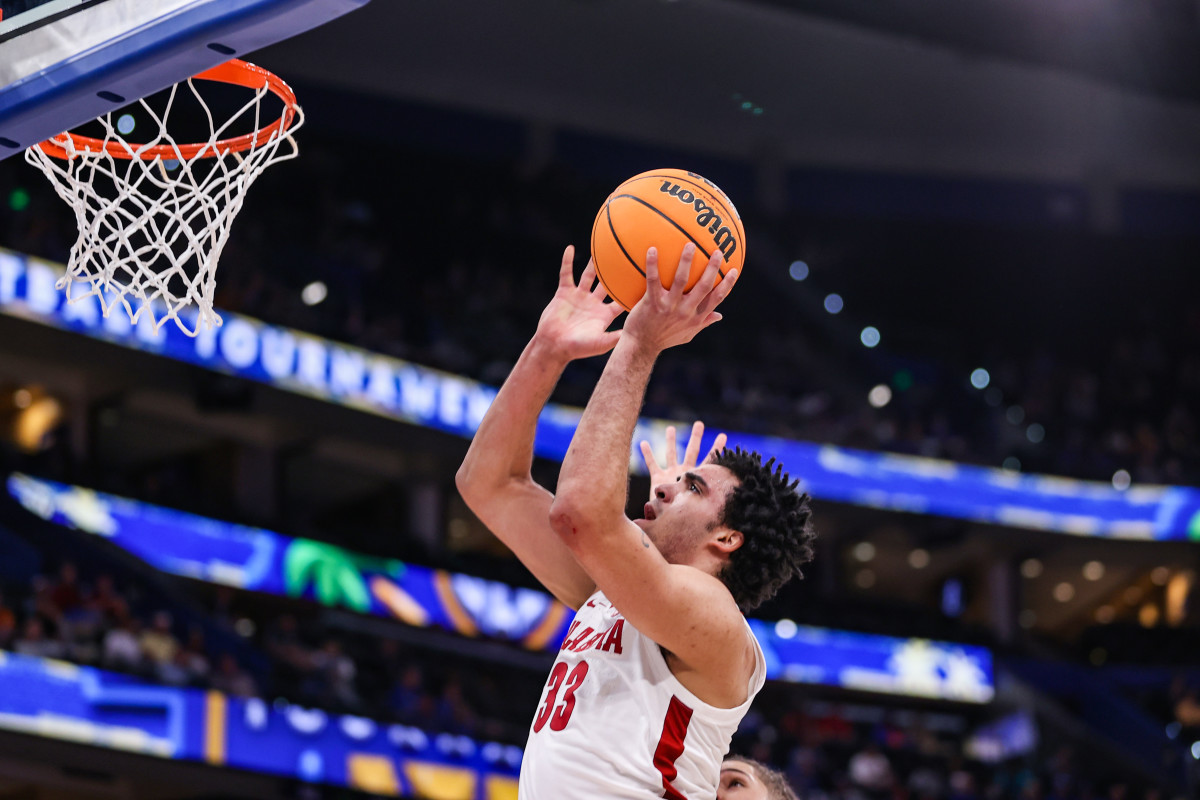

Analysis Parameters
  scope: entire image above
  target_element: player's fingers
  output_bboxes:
[697,269,738,317]
[639,440,659,471]
[579,259,598,291]
[644,247,660,299]
[682,421,705,466]
[704,432,728,463]
[687,252,723,307]
[559,246,576,288]
[670,244,695,299]
[664,425,678,467]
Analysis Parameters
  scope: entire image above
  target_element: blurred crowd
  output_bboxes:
[0,559,540,744]
[0,556,1181,799]
[731,689,1168,800]
[2,135,1195,487]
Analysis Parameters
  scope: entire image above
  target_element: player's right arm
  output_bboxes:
[455,247,622,610]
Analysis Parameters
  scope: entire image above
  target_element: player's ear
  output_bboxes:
[713,528,743,555]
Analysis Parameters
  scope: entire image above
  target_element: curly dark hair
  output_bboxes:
[710,447,816,611]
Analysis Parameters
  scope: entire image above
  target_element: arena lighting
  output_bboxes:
[853,541,876,562]
[854,568,876,588]
[1166,721,1181,739]
[1002,456,1021,471]
[301,281,328,306]
[1191,741,1200,760]
[1112,469,1132,491]
[1082,561,1105,581]
[773,618,798,638]
[867,384,892,408]
[12,388,31,408]
[1151,567,1170,585]
[970,368,990,389]
[116,113,135,134]
[823,293,843,313]
[860,326,881,347]
[907,548,930,569]
[7,188,30,211]
[1095,605,1115,623]
[1005,406,1025,425]
[1026,423,1045,443]
[1053,582,1075,602]
[1020,558,1043,579]
[788,260,809,281]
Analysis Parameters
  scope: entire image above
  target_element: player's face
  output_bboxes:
[637,463,738,564]
[718,761,769,800]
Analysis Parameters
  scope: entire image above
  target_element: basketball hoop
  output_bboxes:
[24,59,304,336]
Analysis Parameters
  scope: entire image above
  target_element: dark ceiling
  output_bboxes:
[751,0,1200,104]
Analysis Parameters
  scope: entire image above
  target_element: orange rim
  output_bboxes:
[36,59,299,161]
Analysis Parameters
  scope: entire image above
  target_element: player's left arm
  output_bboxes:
[549,246,747,689]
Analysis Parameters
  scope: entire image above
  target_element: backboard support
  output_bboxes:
[0,0,370,160]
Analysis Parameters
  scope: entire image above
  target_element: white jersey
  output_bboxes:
[519,590,766,799]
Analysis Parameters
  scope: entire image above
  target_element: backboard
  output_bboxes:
[0,0,371,160]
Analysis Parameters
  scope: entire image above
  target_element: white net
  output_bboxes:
[25,68,303,337]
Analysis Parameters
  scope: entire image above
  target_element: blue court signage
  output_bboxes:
[0,650,520,798]
[2,247,1198,541]
[9,472,995,703]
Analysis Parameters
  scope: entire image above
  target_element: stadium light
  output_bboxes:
[301,281,328,306]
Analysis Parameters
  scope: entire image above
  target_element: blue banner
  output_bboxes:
[750,619,993,704]
[0,650,520,798]
[8,472,993,703]
[6,473,573,650]
[3,247,1196,539]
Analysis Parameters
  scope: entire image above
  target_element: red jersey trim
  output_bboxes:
[652,695,694,800]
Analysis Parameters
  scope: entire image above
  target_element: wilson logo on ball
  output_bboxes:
[590,168,746,311]
[659,180,738,260]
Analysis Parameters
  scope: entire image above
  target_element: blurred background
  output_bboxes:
[0,1,1198,799]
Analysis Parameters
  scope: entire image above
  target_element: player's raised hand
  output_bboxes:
[535,245,625,361]
[623,243,738,354]
[639,421,728,498]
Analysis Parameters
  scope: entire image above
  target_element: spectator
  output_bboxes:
[88,573,126,623]
[14,617,65,659]
[49,561,83,615]
[211,653,258,698]
[389,664,428,723]
[0,591,16,649]
[103,615,144,672]
[308,638,359,709]
[176,628,212,685]
[848,742,893,797]
[139,610,181,668]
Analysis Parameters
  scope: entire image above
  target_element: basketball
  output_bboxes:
[590,168,746,310]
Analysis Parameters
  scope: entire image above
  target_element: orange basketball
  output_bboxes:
[590,168,746,311]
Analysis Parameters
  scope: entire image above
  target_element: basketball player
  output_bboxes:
[456,244,816,798]
[719,756,800,800]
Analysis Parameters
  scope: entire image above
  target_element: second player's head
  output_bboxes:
[718,757,799,800]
